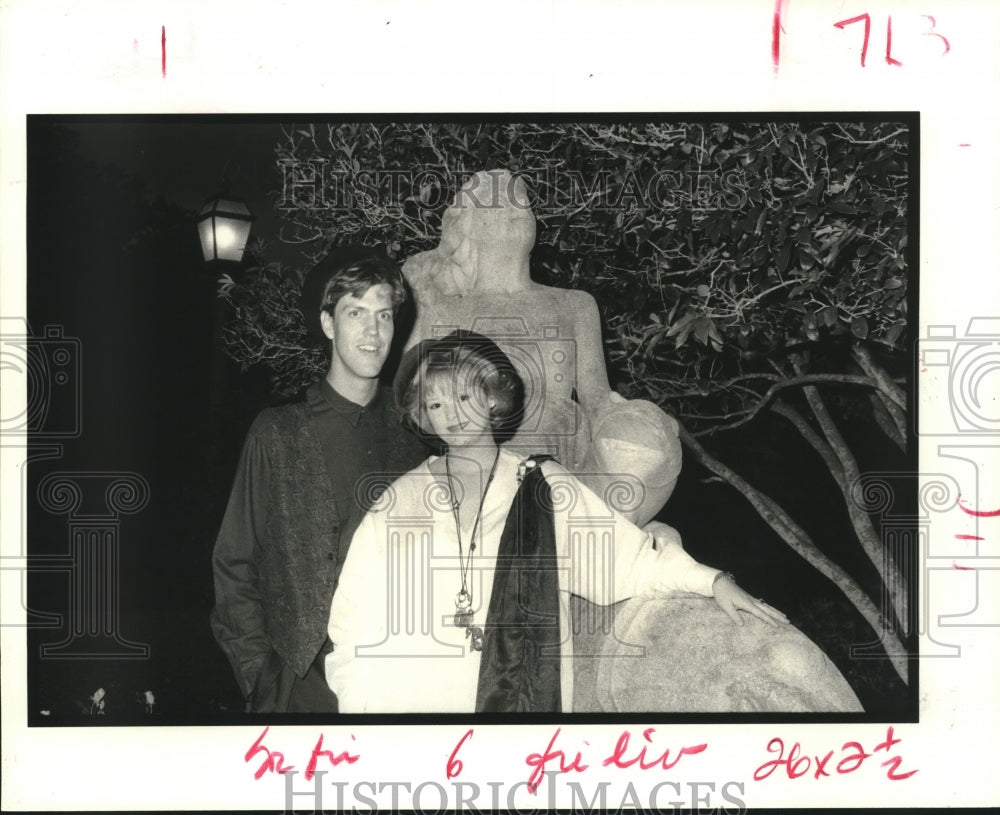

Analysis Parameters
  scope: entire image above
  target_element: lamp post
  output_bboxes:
[197,196,254,477]
[197,197,254,263]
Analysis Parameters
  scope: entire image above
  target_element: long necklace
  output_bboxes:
[444,447,501,653]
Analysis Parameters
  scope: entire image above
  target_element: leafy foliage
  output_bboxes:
[229,120,909,418]
[218,239,328,395]
[219,119,914,685]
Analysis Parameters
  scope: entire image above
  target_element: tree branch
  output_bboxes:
[869,392,907,453]
[790,358,908,630]
[685,374,883,436]
[833,124,908,146]
[851,344,907,448]
[679,424,909,683]
[851,344,906,409]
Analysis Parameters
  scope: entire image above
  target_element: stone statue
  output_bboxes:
[401,170,682,526]
[400,169,863,713]
[570,595,863,712]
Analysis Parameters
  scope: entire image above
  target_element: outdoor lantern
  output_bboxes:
[197,197,254,262]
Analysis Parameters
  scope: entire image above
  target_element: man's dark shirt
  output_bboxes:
[315,380,392,568]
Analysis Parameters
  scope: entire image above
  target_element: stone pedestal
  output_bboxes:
[571,595,862,713]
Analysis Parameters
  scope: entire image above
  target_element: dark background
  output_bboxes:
[24,116,913,724]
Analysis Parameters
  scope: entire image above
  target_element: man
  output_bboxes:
[210,245,425,712]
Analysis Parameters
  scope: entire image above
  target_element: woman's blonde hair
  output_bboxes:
[398,331,524,450]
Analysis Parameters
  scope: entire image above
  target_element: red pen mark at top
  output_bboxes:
[955,534,984,541]
[161,26,166,78]
[922,15,951,55]
[772,0,788,75]
[834,13,872,68]
[959,143,971,147]
[953,562,975,571]
[885,16,903,67]
[958,497,1000,517]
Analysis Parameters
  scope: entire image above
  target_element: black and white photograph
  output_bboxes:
[23,115,918,723]
[3,2,998,811]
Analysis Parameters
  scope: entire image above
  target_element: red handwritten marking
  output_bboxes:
[602,728,707,770]
[955,534,984,541]
[304,733,360,781]
[836,741,871,774]
[161,26,166,78]
[447,729,474,779]
[753,726,917,781]
[881,754,919,780]
[873,726,919,780]
[813,750,834,778]
[771,0,783,74]
[245,727,295,780]
[885,16,903,66]
[834,13,871,67]
[953,562,975,571]
[525,728,589,794]
[958,498,1000,517]
[959,143,971,147]
[922,14,951,54]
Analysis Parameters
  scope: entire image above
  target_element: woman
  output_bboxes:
[326,330,787,713]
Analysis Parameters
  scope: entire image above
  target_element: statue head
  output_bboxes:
[403,170,537,300]
[443,169,535,261]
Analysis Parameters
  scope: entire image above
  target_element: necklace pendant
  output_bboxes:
[466,624,484,652]
[454,590,473,627]
[453,608,474,627]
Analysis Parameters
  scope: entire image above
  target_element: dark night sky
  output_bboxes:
[70,118,303,267]
[26,117,295,715]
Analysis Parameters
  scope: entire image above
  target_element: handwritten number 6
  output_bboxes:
[447,729,474,779]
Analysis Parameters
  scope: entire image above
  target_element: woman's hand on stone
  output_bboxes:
[712,573,790,627]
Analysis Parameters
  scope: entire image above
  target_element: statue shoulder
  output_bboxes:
[557,288,601,331]
[529,283,598,309]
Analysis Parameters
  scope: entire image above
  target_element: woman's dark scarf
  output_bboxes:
[475,456,562,712]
